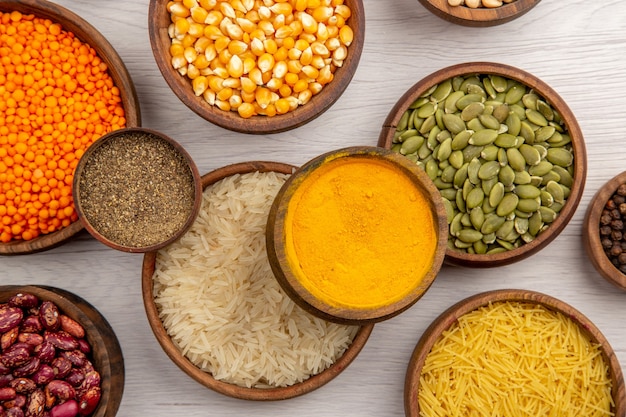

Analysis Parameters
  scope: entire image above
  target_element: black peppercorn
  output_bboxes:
[600,183,626,275]
[618,183,626,196]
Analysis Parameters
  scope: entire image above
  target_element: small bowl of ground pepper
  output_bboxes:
[0,0,141,256]
[73,128,202,253]
[418,0,541,27]
[378,62,587,268]
[583,171,626,290]
[267,146,449,325]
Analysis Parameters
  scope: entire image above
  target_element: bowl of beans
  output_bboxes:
[378,62,586,268]
[418,0,541,27]
[266,147,449,324]
[72,128,202,253]
[405,289,625,417]
[141,161,373,400]
[0,285,124,417]
[582,171,626,291]
[148,0,364,134]
[0,0,141,256]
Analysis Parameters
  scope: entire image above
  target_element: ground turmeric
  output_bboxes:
[284,155,439,309]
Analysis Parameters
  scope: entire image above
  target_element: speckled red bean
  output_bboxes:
[1,344,32,368]
[20,316,43,334]
[0,387,17,401]
[50,399,78,417]
[45,332,78,352]
[45,380,75,402]
[25,388,44,417]
[0,306,23,333]
[34,341,55,364]
[77,387,100,416]
[38,302,60,332]
[8,294,39,310]
[12,358,40,378]
[9,378,36,395]
[6,406,25,417]
[17,333,44,347]
[58,317,84,340]
[1,327,19,351]
[31,365,54,386]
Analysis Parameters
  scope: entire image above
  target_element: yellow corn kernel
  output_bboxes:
[312,6,333,22]
[272,13,286,30]
[203,89,216,105]
[301,65,319,79]
[171,55,187,70]
[194,54,210,69]
[309,82,323,95]
[182,0,198,9]
[288,20,303,37]
[272,61,288,79]
[243,56,257,73]
[266,77,283,91]
[177,66,188,76]
[182,33,197,47]
[231,0,248,13]
[228,40,249,55]
[274,46,288,62]
[339,25,353,46]
[238,102,256,118]
[287,59,302,74]
[250,37,265,56]
[216,86,233,101]
[190,6,209,23]
[307,0,322,8]
[225,23,244,40]
[208,75,224,92]
[227,54,244,78]
[255,87,272,109]
[229,93,242,109]
[241,90,256,103]
[310,41,329,57]
[204,24,223,39]
[184,46,198,63]
[258,20,275,36]
[188,22,205,37]
[295,0,308,12]
[294,39,309,51]
[264,103,277,117]
[285,95,299,111]
[223,77,242,89]
[242,0,255,12]
[219,2,236,18]
[275,97,291,114]
[263,39,278,54]
[282,36,295,49]
[299,12,318,34]
[211,63,229,78]
[249,67,264,85]
[331,0,344,6]
[187,63,200,79]
[245,9,260,22]
[332,45,347,62]
[318,64,333,84]
[175,18,191,36]
[278,84,292,98]
[169,2,191,18]
[298,89,312,105]
[310,55,326,69]
[324,36,340,51]
[199,0,217,9]
[214,36,230,52]
[270,2,292,15]
[258,53,275,73]
[192,75,208,96]
[236,17,256,33]
[170,43,185,57]
[329,14,345,28]
[194,36,211,53]
[200,67,214,76]
[204,44,217,61]
[206,10,224,26]
[299,47,313,65]
[293,79,308,93]
[316,22,329,41]
[288,47,302,60]
[240,76,257,93]
[262,70,272,84]
[258,6,271,20]
[274,26,293,39]
[299,32,317,44]
[326,24,338,38]
[334,4,351,19]
[218,49,233,65]
[284,72,299,86]
[215,99,231,111]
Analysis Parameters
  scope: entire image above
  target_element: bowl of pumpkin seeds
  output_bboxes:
[378,62,586,268]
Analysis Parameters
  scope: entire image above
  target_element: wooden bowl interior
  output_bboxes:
[148,0,364,134]
[404,289,626,417]
[72,128,203,253]
[0,0,141,256]
[378,62,587,268]
[0,285,124,417]
[266,147,449,324]
[418,0,541,27]
[141,161,374,400]
[583,171,626,290]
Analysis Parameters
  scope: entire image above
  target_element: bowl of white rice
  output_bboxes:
[141,161,374,400]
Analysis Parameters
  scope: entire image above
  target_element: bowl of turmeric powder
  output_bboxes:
[0,0,140,255]
[405,289,625,416]
[148,0,364,134]
[267,146,449,324]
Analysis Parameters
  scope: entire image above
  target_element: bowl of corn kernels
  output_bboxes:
[0,0,141,256]
[148,0,364,134]
[418,0,541,27]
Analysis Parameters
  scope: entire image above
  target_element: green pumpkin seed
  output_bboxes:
[467,84,487,97]
[487,247,507,254]
[528,211,543,236]
[444,90,466,114]
[492,104,509,123]
[427,126,441,150]
[505,84,526,104]
[533,144,548,160]
[529,175,543,187]
[442,113,466,135]
[494,133,519,148]
[466,118,485,132]
[425,159,439,180]
[441,165,457,184]
[470,207,485,230]
[481,177,498,195]
[483,77,497,99]
[539,206,557,223]
[496,239,516,251]
[505,148,526,172]
[482,232,497,244]
[498,165,515,187]
[515,184,541,199]
[409,96,429,109]
[552,165,573,187]
[495,219,515,239]
[433,178,453,189]
[497,148,508,167]
[526,109,548,127]
[546,147,573,167]
[417,141,432,159]
[481,145,499,161]
[437,130,452,143]
[466,187,485,210]
[419,115,436,135]
[470,129,499,147]
[456,187,467,213]
[490,75,508,93]
[468,158,482,184]
[537,100,554,121]
[442,198,455,224]
[461,102,485,121]
[462,178,473,200]
[449,150,464,169]
[489,182,505,207]
[456,93,484,110]
[451,130,472,150]
[540,190,554,207]
[453,163,469,189]
[460,76,481,93]
[431,79,453,103]
[454,238,474,249]
[463,145,484,163]
[400,136,424,155]
[440,188,458,201]
[528,160,554,176]
[513,170,532,185]
[505,112,521,136]
[519,121,536,144]
[397,129,418,142]
[522,93,539,110]
[535,126,556,143]
[479,114,501,130]
[519,144,541,166]
[473,240,488,254]
[546,180,564,203]
[514,217,529,234]
[478,160,500,180]
[496,193,519,217]
[397,111,410,131]
[481,213,506,234]
[517,198,541,213]
[436,138,453,162]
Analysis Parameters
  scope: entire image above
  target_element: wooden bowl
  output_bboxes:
[0,0,141,256]
[148,0,365,134]
[583,171,626,290]
[418,0,541,27]
[142,161,374,400]
[378,62,587,268]
[405,289,625,417]
[73,128,202,253]
[267,147,448,324]
[0,285,124,417]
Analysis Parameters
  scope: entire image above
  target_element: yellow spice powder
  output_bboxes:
[284,156,438,310]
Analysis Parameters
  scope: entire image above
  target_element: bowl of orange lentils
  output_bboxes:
[148,0,364,134]
[0,0,140,255]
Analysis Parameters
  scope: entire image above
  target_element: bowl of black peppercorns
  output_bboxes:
[583,171,626,290]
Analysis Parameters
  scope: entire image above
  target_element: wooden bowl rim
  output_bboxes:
[0,0,141,256]
[266,146,449,324]
[141,161,374,401]
[582,171,626,290]
[72,127,203,253]
[418,0,542,27]
[0,284,125,417]
[378,62,587,268]
[147,0,365,134]
[404,288,626,417]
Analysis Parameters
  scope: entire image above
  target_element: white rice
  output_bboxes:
[153,171,359,388]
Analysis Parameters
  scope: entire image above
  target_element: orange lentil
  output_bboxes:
[0,11,126,242]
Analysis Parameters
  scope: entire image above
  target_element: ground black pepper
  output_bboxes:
[76,131,196,248]
[599,183,626,274]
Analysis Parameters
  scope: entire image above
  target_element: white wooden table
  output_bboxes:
[3,1,626,415]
